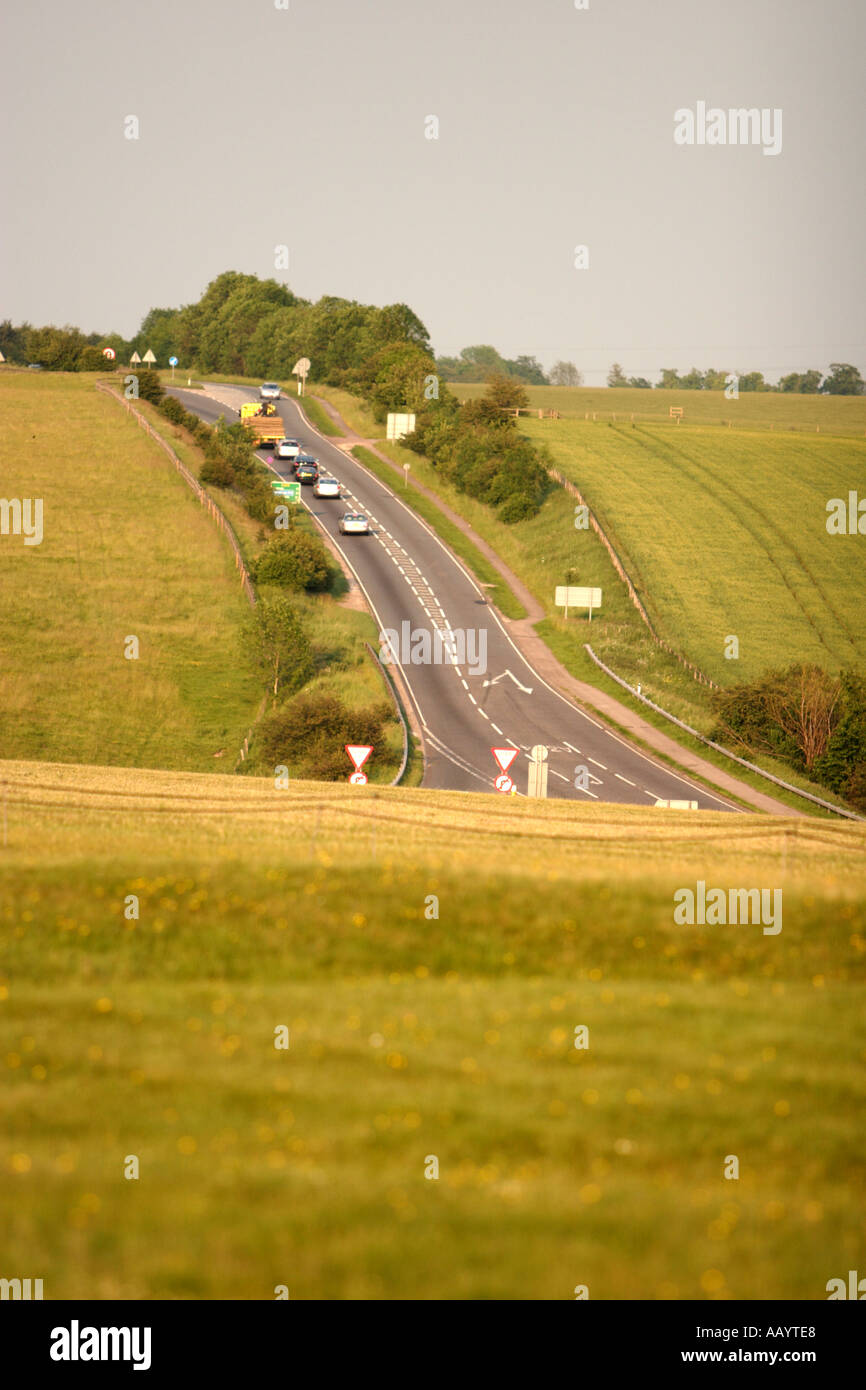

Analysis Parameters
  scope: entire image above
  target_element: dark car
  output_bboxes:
[296,460,319,485]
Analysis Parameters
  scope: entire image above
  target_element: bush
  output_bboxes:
[158,395,189,426]
[252,531,332,592]
[259,692,392,780]
[135,369,164,404]
[77,345,108,371]
[200,454,236,488]
[498,492,539,523]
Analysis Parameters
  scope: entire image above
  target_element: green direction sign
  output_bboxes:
[272,482,301,502]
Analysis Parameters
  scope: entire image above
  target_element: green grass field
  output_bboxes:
[454,383,866,437]
[521,417,866,684]
[1,760,864,1299]
[0,374,406,783]
[0,373,261,771]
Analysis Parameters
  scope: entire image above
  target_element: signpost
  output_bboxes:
[491,746,519,794]
[102,347,116,361]
[669,406,683,423]
[554,585,602,621]
[130,351,141,366]
[402,462,410,488]
[142,349,156,368]
[387,412,416,441]
[527,744,549,799]
[346,744,373,784]
[169,355,178,381]
[292,357,311,397]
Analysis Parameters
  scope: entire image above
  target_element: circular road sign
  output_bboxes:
[102,347,116,360]
[494,773,514,793]
[349,771,368,786]
[169,356,178,367]
[530,744,549,762]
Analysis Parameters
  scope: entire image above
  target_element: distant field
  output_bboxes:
[1,759,864,1299]
[454,383,866,436]
[521,417,866,683]
[0,373,261,770]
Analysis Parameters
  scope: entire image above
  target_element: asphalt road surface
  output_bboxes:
[169,384,737,812]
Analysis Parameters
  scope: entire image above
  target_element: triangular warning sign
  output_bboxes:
[346,744,373,771]
[491,747,519,773]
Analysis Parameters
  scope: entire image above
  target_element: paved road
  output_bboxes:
[170,384,737,811]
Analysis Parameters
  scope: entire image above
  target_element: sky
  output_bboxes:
[1,0,864,385]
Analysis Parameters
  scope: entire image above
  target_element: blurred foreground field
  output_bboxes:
[1,761,864,1299]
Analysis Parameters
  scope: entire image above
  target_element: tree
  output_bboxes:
[504,354,548,385]
[461,373,529,425]
[702,369,729,391]
[23,325,87,370]
[822,363,865,395]
[626,376,652,389]
[244,596,313,701]
[738,371,767,392]
[679,367,704,390]
[657,368,681,389]
[764,665,842,770]
[779,369,822,394]
[549,361,582,387]
[607,362,628,387]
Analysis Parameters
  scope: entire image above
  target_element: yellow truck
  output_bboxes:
[238,400,284,448]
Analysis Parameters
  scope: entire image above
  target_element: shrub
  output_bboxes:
[200,454,235,488]
[498,492,539,523]
[135,369,164,404]
[259,692,391,780]
[252,531,332,592]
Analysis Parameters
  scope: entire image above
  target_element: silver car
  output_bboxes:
[275,438,301,460]
[338,512,370,535]
[314,476,342,499]
[260,382,281,401]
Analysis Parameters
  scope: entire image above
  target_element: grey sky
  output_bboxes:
[1,0,863,384]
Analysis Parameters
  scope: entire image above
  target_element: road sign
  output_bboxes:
[654,799,698,810]
[102,347,116,360]
[494,773,514,794]
[349,771,368,786]
[346,744,373,773]
[530,744,548,762]
[130,351,141,364]
[271,480,301,502]
[142,349,156,365]
[555,585,602,620]
[387,412,416,441]
[292,357,311,397]
[491,747,519,774]
[169,356,178,367]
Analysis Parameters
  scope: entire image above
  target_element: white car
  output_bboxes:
[275,438,301,460]
[260,382,281,401]
[314,476,342,499]
[338,512,370,535]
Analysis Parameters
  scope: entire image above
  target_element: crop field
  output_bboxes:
[1,759,864,1300]
[520,417,866,684]
[454,383,866,436]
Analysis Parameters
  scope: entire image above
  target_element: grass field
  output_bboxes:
[0,373,261,771]
[1,759,864,1299]
[520,417,866,684]
[454,383,866,437]
[0,374,407,784]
